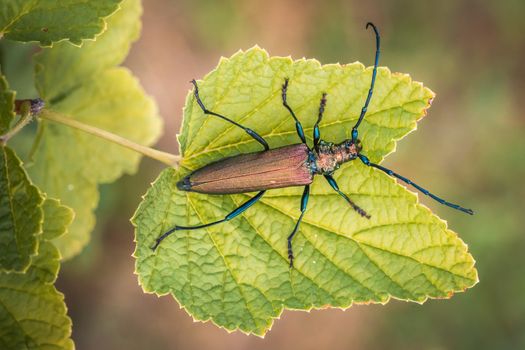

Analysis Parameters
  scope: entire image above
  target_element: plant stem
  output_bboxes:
[39,110,180,167]
[0,100,33,144]
[27,121,45,164]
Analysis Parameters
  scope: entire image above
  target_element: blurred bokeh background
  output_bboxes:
[2,0,525,349]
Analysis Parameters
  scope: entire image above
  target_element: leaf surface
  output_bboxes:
[0,146,42,272]
[28,0,162,259]
[133,48,478,335]
[0,0,121,46]
[0,73,16,134]
[0,198,74,349]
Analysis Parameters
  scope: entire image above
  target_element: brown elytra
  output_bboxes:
[178,144,314,194]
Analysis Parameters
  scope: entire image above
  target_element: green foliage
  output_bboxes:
[0,146,42,272]
[0,198,74,349]
[0,41,39,100]
[0,0,162,347]
[0,73,15,134]
[133,48,478,336]
[28,0,162,259]
[0,0,122,46]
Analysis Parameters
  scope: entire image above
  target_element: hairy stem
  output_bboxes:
[39,109,180,166]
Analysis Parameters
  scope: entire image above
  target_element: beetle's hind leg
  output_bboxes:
[287,185,310,268]
[152,191,266,250]
[191,79,269,151]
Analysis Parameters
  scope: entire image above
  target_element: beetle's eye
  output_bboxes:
[356,140,363,152]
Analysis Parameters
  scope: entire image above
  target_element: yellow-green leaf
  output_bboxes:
[29,0,162,259]
[0,146,42,272]
[0,0,122,47]
[0,198,74,349]
[134,47,477,335]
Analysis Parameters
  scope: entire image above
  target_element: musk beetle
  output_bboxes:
[152,23,473,267]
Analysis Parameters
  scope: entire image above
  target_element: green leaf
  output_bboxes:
[133,48,478,336]
[34,0,142,101]
[0,146,42,272]
[0,198,74,349]
[0,0,122,47]
[28,0,162,259]
[0,72,16,135]
[42,197,74,242]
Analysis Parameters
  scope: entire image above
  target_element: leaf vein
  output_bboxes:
[255,197,473,284]
[228,195,337,301]
[187,195,270,329]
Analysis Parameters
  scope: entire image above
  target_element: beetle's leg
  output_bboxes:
[191,80,269,151]
[351,23,380,143]
[282,78,307,144]
[151,191,266,250]
[287,185,310,268]
[313,93,327,152]
[357,154,474,215]
[324,174,370,218]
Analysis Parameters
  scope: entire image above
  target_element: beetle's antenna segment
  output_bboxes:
[351,22,380,142]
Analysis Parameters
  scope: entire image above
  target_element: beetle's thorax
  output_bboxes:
[312,139,361,175]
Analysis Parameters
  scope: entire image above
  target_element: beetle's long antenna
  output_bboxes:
[351,22,380,143]
[358,154,474,215]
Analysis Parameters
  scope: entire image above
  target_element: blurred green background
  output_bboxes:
[2,0,524,348]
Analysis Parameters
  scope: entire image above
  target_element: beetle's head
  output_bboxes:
[343,138,362,156]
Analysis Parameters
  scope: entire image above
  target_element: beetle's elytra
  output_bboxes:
[177,143,313,194]
[153,23,473,267]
